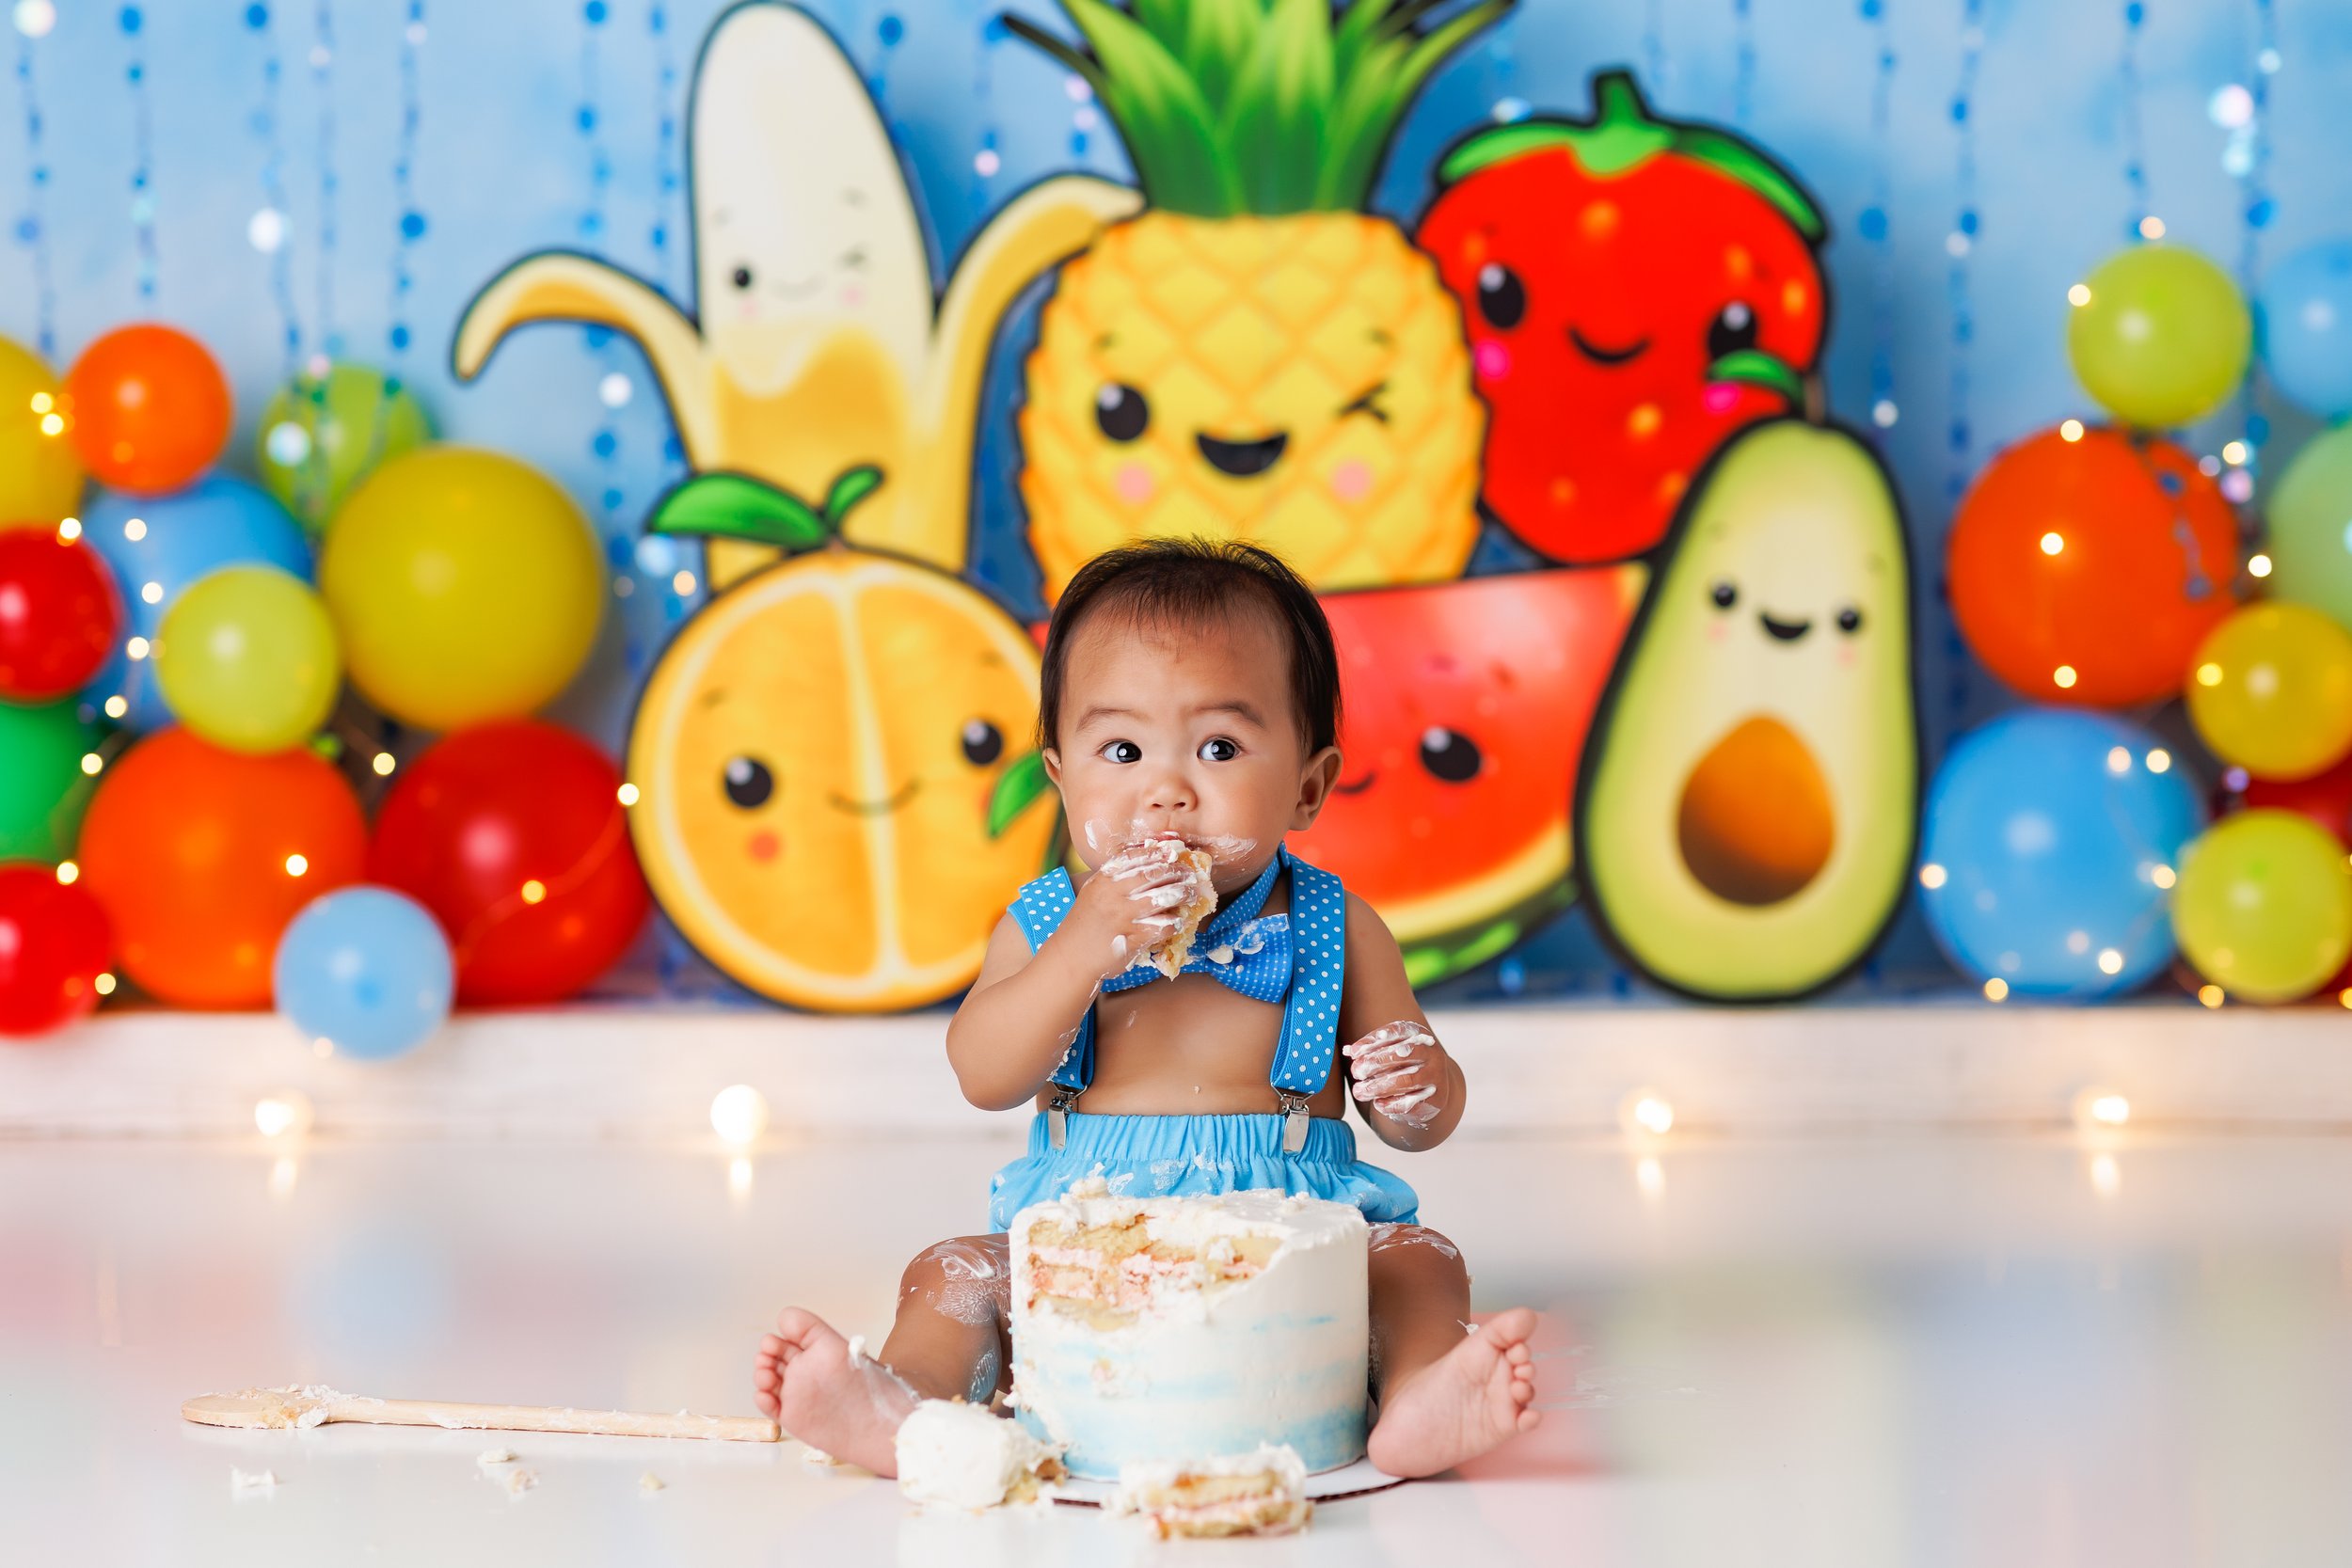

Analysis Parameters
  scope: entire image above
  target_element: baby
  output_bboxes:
[753,538,1538,1479]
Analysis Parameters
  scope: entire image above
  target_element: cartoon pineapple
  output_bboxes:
[1009,0,1505,601]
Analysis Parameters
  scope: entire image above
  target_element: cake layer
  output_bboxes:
[1113,1444,1312,1538]
[1009,1180,1368,1479]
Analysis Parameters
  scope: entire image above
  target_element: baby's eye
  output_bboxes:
[1100,739,1142,764]
[1198,737,1240,763]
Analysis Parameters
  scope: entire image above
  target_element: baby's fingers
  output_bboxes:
[1342,1020,1435,1060]
[1373,1085,1440,1125]
[1349,1062,1426,1101]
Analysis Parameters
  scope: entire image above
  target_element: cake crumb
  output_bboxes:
[638,1471,665,1493]
[476,1448,516,1468]
[501,1465,538,1497]
[800,1445,837,1466]
[230,1467,278,1495]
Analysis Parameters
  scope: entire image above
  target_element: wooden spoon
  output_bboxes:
[183,1386,778,1443]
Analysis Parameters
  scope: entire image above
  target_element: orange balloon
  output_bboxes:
[1948,426,2239,706]
[62,324,232,496]
[77,729,366,1007]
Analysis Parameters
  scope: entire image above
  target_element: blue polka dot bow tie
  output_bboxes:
[1098,852,1291,1004]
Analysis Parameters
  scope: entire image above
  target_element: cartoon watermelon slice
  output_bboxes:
[1295,565,1644,985]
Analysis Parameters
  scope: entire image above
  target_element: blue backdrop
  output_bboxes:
[3,0,2340,1003]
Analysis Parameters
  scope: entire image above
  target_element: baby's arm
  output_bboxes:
[1334,892,1466,1151]
[945,853,1200,1110]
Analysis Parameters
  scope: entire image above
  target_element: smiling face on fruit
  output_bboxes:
[1044,607,1338,894]
[691,3,930,396]
[1418,73,1827,564]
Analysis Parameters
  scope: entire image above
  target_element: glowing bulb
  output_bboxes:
[710,1085,771,1147]
[56,515,79,541]
[2248,553,2273,578]
[2196,662,2223,687]
[253,1091,315,1139]
[93,971,117,996]
[2068,282,2092,308]
[2339,988,2352,1010]
[312,1037,335,1058]
[2222,440,2249,466]
[29,391,50,413]
[125,636,150,661]
[103,695,127,719]
[617,783,641,807]
[1982,977,2009,1002]
[2073,1088,2131,1130]
[371,752,397,777]
[2198,984,2225,1008]
[2040,531,2065,556]
[13,1,57,40]
[2106,746,2130,774]
[2145,749,2171,774]
[672,570,697,596]
[1918,863,1948,890]
[54,860,77,885]
[79,752,103,776]
[1618,1089,1675,1137]
[122,517,146,542]
[2151,864,2176,889]
[139,580,163,605]
[520,879,548,905]
[284,854,309,877]
[2097,948,2124,975]
[2138,214,2166,240]
[2058,419,2085,442]
[37,412,61,436]
[2053,665,2078,689]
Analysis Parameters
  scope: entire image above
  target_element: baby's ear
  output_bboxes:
[1291,745,1343,831]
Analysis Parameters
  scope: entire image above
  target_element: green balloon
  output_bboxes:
[153,565,342,754]
[256,362,434,533]
[2066,244,2250,429]
[0,699,101,862]
[2269,422,2352,631]
[2173,809,2352,1004]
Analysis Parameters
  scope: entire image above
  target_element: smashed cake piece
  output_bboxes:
[1112,1445,1311,1538]
[1126,835,1217,979]
[894,1399,1066,1511]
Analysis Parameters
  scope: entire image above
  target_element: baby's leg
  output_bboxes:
[1361,1224,1539,1479]
[751,1234,1010,1477]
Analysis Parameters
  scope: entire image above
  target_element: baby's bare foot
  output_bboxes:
[751,1307,921,1476]
[1365,1307,1541,1479]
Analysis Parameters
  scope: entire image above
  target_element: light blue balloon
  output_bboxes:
[2258,240,2352,420]
[1919,710,2206,999]
[75,476,312,732]
[273,887,453,1061]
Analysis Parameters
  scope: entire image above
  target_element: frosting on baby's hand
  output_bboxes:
[1342,1021,1444,1128]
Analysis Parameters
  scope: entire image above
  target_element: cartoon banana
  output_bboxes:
[453,1,1138,587]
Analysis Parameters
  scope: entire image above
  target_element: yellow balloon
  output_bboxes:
[2066,245,2251,429]
[321,446,602,732]
[154,565,342,753]
[2173,809,2352,1003]
[2185,603,2352,781]
[0,333,87,526]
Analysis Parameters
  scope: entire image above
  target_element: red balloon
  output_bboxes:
[0,863,113,1037]
[1947,426,2239,707]
[0,528,121,700]
[2244,752,2352,844]
[62,324,232,496]
[370,721,648,1005]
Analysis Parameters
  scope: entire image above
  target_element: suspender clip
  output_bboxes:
[1277,1089,1313,1154]
[1047,1087,1078,1150]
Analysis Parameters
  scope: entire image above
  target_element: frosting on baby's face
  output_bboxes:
[1045,610,1339,894]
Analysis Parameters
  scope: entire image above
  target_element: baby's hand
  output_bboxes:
[1342,1020,1446,1128]
[1063,840,1204,980]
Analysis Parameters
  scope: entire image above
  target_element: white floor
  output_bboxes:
[8,1129,2352,1565]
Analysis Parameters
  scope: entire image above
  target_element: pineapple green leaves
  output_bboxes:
[1003,0,1513,218]
[647,465,884,553]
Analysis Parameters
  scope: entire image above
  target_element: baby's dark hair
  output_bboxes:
[1038,538,1341,755]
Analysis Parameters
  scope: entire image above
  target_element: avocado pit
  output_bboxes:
[1676,714,1835,906]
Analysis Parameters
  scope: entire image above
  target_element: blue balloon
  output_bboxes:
[1919,709,2206,999]
[75,476,312,732]
[2258,240,2352,420]
[273,886,453,1060]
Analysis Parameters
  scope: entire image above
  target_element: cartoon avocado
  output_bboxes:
[1575,417,1916,999]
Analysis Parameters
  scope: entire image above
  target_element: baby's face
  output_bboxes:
[1045,610,1339,890]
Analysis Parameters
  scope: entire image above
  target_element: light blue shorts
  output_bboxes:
[987,1110,1421,1234]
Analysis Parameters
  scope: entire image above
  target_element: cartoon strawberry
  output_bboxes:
[1417,70,1828,564]
[1291,565,1642,985]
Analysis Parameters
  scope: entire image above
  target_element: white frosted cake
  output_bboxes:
[1007,1180,1369,1479]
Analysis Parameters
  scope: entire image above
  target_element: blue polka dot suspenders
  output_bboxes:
[1006,846,1347,1153]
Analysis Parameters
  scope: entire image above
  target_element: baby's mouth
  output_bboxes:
[827,779,922,816]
